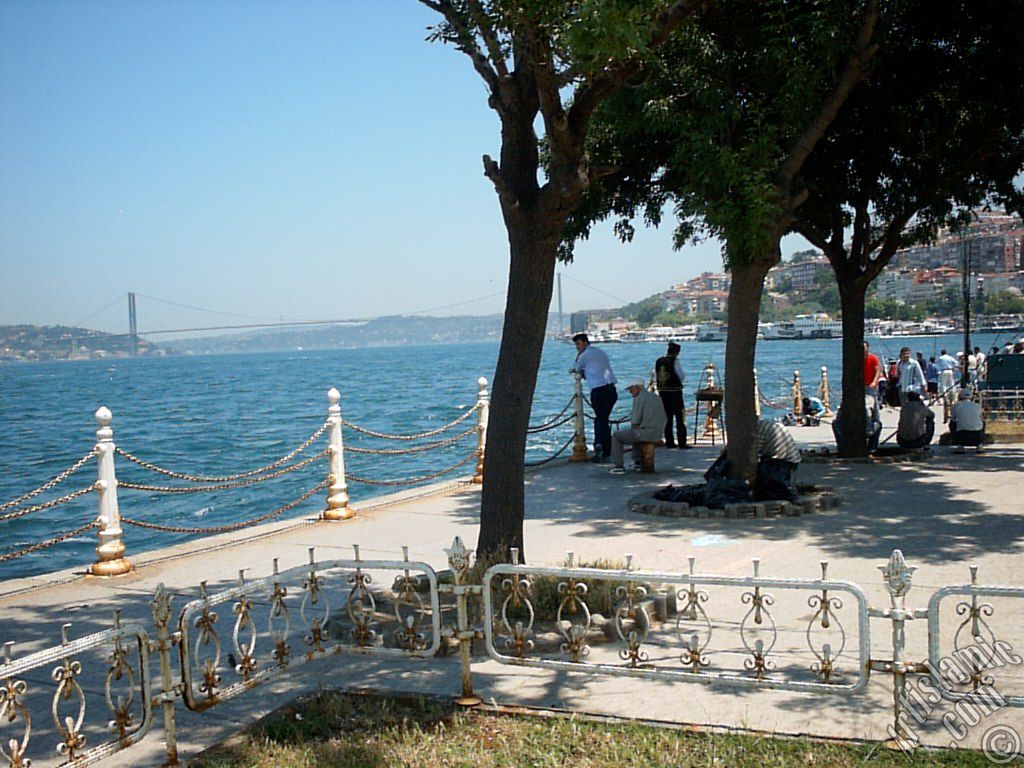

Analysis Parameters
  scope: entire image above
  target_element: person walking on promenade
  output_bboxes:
[864,342,882,400]
[925,356,939,399]
[571,333,618,462]
[935,348,958,421]
[897,346,926,406]
[655,341,690,448]
[974,346,987,381]
[609,378,667,474]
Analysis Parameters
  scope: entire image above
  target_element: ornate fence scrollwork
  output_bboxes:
[482,553,871,693]
[0,616,151,767]
[927,564,1024,707]
[177,546,442,712]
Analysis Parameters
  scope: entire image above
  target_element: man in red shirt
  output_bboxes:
[864,341,882,398]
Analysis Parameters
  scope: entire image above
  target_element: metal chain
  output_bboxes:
[346,449,478,486]
[580,393,630,425]
[527,412,575,434]
[0,449,96,512]
[118,448,328,494]
[0,520,98,563]
[120,479,329,534]
[0,486,95,523]
[114,422,329,482]
[524,434,576,467]
[345,423,478,454]
[338,403,478,441]
[525,396,577,433]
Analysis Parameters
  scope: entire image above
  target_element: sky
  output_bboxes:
[1,1,807,337]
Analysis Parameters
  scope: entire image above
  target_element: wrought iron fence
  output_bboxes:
[0,539,1020,767]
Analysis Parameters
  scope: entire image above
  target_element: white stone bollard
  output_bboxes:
[90,407,132,576]
[323,387,352,521]
[753,368,762,418]
[570,372,588,462]
[473,377,489,484]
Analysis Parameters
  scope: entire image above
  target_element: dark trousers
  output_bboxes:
[951,425,984,447]
[660,391,688,447]
[590,383,618,457]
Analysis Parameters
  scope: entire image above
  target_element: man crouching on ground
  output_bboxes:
[609,379,668,475]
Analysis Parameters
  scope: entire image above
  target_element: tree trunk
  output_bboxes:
[476,223,560,566]
[837,282,869,458]
[724,254,776,482]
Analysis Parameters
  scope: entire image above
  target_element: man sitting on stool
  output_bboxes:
[609,379,667,475]
[896,391,935,451]
[949,389,985,451]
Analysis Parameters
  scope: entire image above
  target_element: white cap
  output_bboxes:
[627,378,646,389]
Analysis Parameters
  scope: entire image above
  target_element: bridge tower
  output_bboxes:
[127,292,138,357]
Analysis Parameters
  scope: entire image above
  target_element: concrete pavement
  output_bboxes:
[1,412,1022,766]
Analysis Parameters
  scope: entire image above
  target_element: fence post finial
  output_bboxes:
[90,407,132,576]
[570,372,588,462]
[323,387,352,521]
[473,377,489,484]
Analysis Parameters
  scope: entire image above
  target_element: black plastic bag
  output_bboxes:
[652,484,676,501]
[669,483,707,505]
[703,477,752,507]
[754,458,798,501]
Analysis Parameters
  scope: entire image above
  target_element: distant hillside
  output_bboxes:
[0,325,157,362]
[167,314,519,354]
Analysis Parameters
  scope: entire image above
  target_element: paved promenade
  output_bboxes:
[2,408,1023,766]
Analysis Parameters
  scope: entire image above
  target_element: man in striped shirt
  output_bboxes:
[754,418,801,500]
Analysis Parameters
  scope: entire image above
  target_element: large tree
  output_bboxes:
[793,0,1024,456]
[565,0,879,480]
[419,1,700,562]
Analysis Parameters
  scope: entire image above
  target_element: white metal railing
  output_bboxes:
[0,539,1020,766]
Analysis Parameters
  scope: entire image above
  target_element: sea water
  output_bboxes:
[0,332,1003,579]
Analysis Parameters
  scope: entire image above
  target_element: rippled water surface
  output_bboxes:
[0,332,997,579]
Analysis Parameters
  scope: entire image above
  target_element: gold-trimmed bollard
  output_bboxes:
[819,366,832,415]
[570,372,589,462]
[90,407,133,576]
[323,387,352,520]
[473,377,489,484]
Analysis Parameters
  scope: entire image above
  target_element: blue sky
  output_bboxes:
[1,1,805,336]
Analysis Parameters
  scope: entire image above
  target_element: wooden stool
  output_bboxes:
[638,442,656,473]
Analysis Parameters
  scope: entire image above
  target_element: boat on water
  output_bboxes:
[760,313,841,340]
[696,321,727,342]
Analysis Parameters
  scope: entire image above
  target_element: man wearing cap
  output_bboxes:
[609,379,668,474]
[571,333,618,462]
[655,342,690,448]
[949,389,984,451]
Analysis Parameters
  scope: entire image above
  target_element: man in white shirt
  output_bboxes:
[897,347,926,406]
[571,333,618,462]
[950,389,985,450]
[934,348,958,420]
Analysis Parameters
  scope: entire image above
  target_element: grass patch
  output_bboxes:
[192,691,990,768]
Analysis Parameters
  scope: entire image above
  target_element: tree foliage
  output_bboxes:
[563,0,880,478]
[420,0,700,561]
[792,0,1024,455]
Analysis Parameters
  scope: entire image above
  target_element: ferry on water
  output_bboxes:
[760,313,841,340]
[696,321,728,342]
